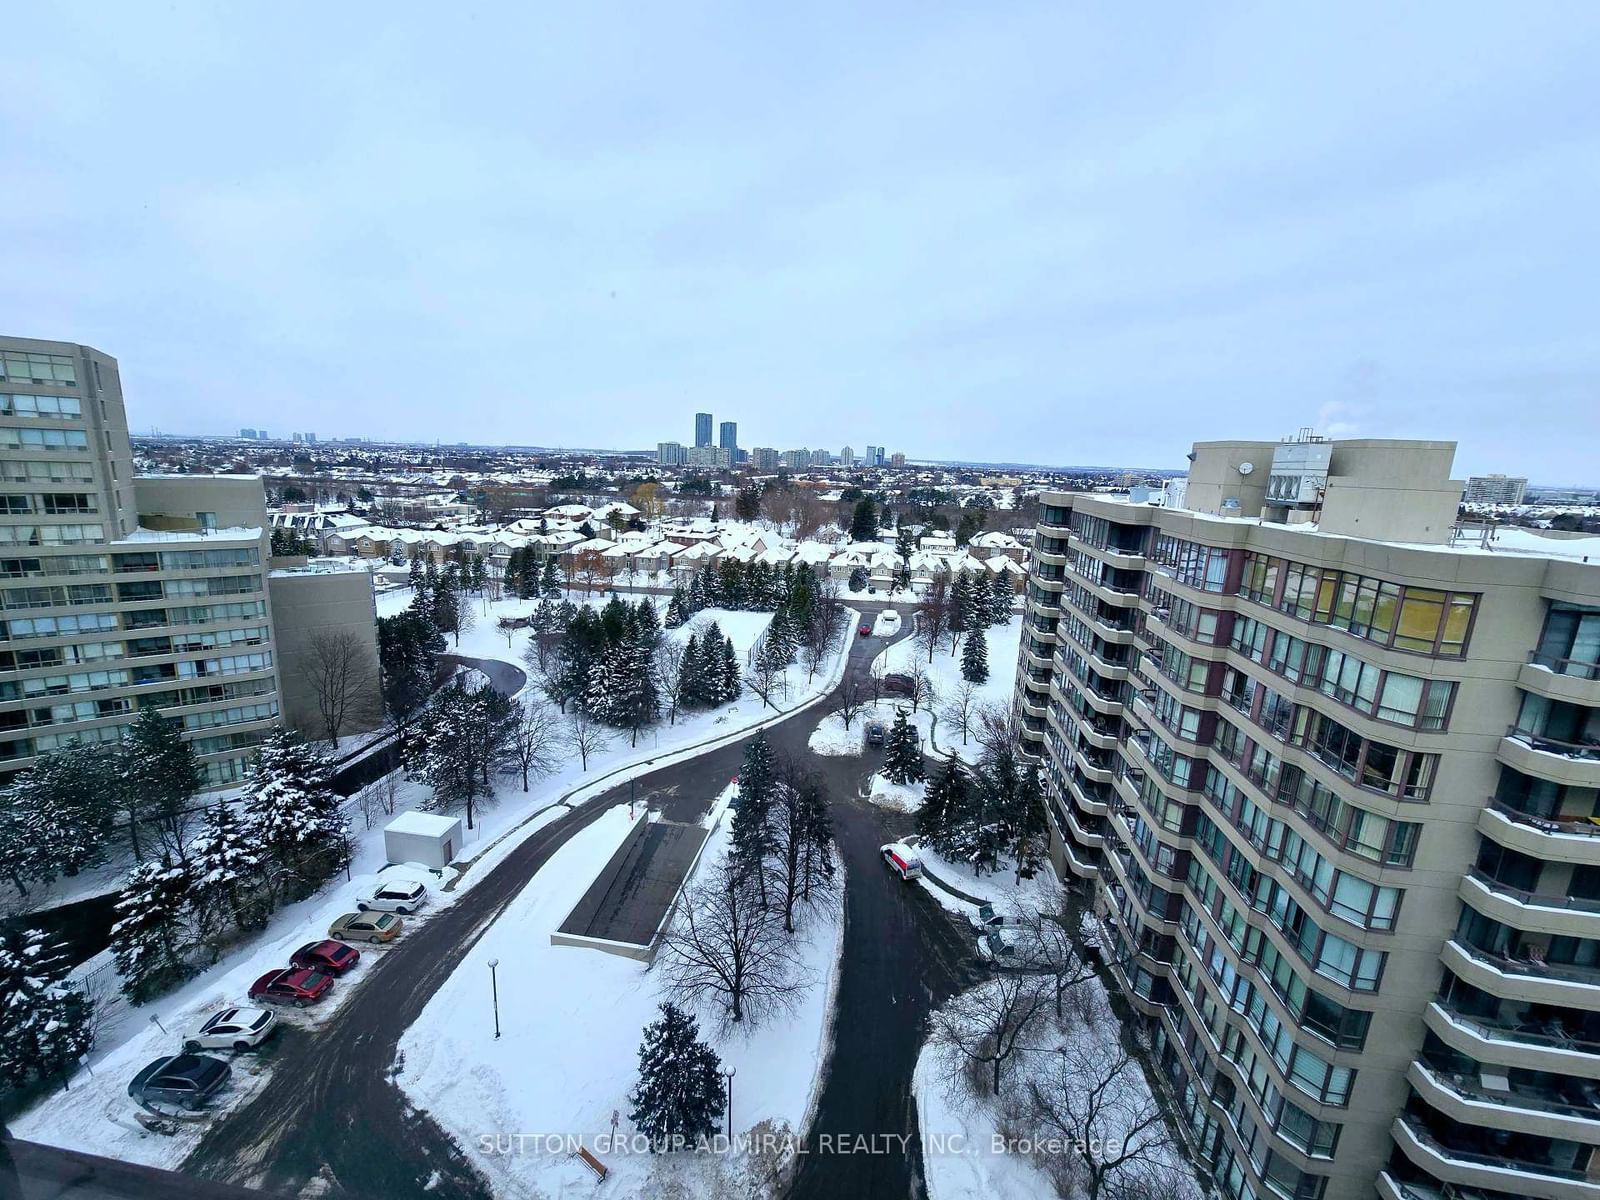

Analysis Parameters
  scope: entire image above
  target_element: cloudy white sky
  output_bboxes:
[2,3,1596,479]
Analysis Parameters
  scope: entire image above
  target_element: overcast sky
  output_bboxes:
[2,4,1597,480]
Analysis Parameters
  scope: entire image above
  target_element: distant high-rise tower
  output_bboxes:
[694,412,713,448]
[719,421,737,452]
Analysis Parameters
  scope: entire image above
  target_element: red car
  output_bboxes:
[290,939,360,975]
[858,623,872,636]
[248,967,333,1008]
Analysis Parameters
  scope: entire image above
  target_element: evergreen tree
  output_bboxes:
[244,732,347,896]
[895,525,916,562]
[430,571,461,641]
[762,606,797,668]
[633,598,661,650]
[121,708,202,862]
[1010,763,1049,880]
[961,624,990,683]
[849,496,879,542]
[882,709,924,785]
[717,633,741,703]
[188,799,267,940]
[629,1002,725,1147]
[110,855,197,1002]
[919,753,971,849]
[731,733,778,898]
[796,781,836,903]
[0,928,93,1089]
[987,570,1013,625]
[847,565,868,592]
[948,571,972,635]
[408,554,425,591]
[664,584,692,628]
[0,747,119,892]
[540,554,562,598]
[677,633,704,708]
[378,606,446,720]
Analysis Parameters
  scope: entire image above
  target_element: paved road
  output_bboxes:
[437,653,526,697]
[181,619,937,1198]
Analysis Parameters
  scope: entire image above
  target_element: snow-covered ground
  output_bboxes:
[867,614,1023,764]
[866,770,925,813]
[13,591,857,1172]
[915,976,1203,1200]
[914,842,1061,913]
[397,786,845,1198]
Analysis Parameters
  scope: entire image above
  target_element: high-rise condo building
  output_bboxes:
[1014,433,1600,1200]
[694,412,713,448]
[656,441,688,466]
[0,336,379,788]
[719,421,737,451]
[1464,474,1529,505]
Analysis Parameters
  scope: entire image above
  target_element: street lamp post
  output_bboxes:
[488,958,501,1039]
[723,1066,736,1142]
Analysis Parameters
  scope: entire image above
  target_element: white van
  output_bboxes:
[880,841,923,881]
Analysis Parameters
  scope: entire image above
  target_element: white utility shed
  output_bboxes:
[383,811,463,870]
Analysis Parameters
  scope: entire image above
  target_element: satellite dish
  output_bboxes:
[1238,462,1255,476]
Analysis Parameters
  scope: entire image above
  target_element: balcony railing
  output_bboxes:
[1507,725,1600,761]
[1420,1060,1600,1123]
[1469,866,1600,914]
[1396,1113,1589,1185]
[1488,795,1600,838]
[1434,999,1600,1059]
[1453,938,1600,988]
[1531,649,1600,682]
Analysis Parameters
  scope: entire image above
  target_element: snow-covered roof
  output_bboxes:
[386,811,461,838]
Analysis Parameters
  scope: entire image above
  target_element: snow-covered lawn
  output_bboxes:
[915,976,1202,1200]
[871,614,1023,764]
[397,787,845,1198]
[866,770,925,813]
[915,844,1061,915]
[13,593,856,1172]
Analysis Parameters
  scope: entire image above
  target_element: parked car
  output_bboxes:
[864,720,886,746]
[128,1054,231,1111]
[880,841,924,881]
[873,610,902,637]
[248,967,334,1007]
[330,911,404,943]
[858,622,872,636]
[357,878,428,914]
[182,1007,277,1053]
[290,939,361,975]
[967,902,1006,933]
[882,673,915,696]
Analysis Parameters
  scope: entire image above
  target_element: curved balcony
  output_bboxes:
[1501,727,1600,790]
[1408,1060,1600,1146]
[1443,938,1600,1010]
[1522,654,1600,709]
[1462,869,1600,940]
[1479,800,1600,866]
[1391,1113,1600,1200]
[1426,1000,1600,1082]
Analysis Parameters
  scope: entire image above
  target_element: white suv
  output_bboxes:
[357,878,428,913]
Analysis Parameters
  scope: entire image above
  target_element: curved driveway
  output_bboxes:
[183,615,973,1199]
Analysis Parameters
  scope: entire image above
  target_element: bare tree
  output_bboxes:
[906,658,935,714]
[564,709,613,770]
[801,583,848,680]
[1011,903,1104,1020]
[974,701,1019,758]
[504,701,561,791]
[306,628,382,746]
[830,676,866,731]
[744,654,789,712]
[659,857,807,1028]
[929,974,1052,1096]
[654,640,689,724]
[1027,999,1186,1200]
[914,575,952,663]
[868,658,888,704]
[939,679,981,747]
[355,766,401,830]
[770,759,839,933]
